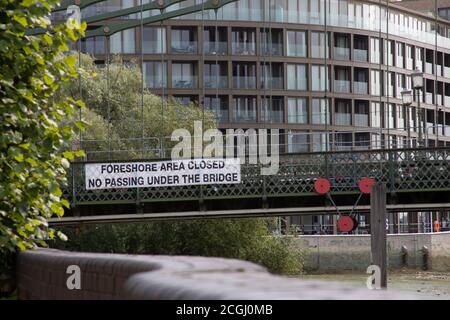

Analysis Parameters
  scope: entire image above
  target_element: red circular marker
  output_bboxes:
[358,177,375,194]
[314,178,330,194]
[337,215,355,233]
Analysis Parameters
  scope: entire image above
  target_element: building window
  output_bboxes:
[311,65,329,91]
[231,28,256,55]
[233,96,257,122]
[171,27,197,54]
[204,62,227,88]
[81,37,105,54]
[286,30,307,57]
[143,61,167,88]
[110,29,135,54]
[370,37,380,64]
[142,27,166,54]
[287,97,308,124]
[287,64,307,90]
[371,102,381,128]
[287,131,309,153]
[371,70,381,96]
[335,99,352,126]
[312,98,330,125]
[172,62,197,88]
[261,97,284,123]
[311,32,329,58]
[205,95,228,123]
[233,62,256,89]
[261,28,283,56]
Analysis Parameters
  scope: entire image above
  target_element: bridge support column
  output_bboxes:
[370,183,387,289]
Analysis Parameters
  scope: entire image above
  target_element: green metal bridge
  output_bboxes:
[54,147,450,224]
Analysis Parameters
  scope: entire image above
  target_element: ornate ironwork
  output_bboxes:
[64,147,450,207]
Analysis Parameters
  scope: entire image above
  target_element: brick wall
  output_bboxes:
[17,248,421,299]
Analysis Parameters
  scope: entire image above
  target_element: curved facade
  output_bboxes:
[76,0,450,152]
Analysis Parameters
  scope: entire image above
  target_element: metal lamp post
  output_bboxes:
[411,68,424,147]
[401,89,413,148]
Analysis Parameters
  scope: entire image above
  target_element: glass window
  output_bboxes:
[287,30,307,57]
[142,27,166,54]
[232,28,256,55]
[287,64,307,90]
[287,131,309,153]
[261,97,284,123]
[311,65,329,91]
[110,29,135,54]
[311,32,329,58]
[312,98,330,125]
[143,61,166,88]
[371,70,381,96]
[233,96,257,122]
[172,62,197,88]
[171,27,197,54]
[371,102,381,127]
[370,37,380,64]
[287,97,308,124]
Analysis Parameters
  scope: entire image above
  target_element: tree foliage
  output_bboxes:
[53,219,303,275]
[59,53,217,160]
[0,0,84,253]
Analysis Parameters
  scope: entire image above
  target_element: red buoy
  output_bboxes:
[314,178,331,194]
[337,215,355,233]
[358,177,375,194]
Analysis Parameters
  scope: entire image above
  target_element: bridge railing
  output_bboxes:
[64,147,450,206]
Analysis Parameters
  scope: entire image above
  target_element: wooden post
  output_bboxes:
[370,183,387,288]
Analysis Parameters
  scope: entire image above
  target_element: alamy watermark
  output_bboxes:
[171,121,280,175]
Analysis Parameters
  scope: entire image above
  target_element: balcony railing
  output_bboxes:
[436,65,442,76]
[203,42,228,55]
[335,113,351,125]
[334,79,350,93]
[172,76,197,88]
[171,41,197,54]
[287,44,307,57]
[232,43,256,55]
[334,47,350,60]
[355,114,369,127]
[437,95,443,106]
[406,59,413,70]
[203,75,228,88]
[289,79,308,91]
[353,81,368,94]
[261,43,283,56]
[207,109,229,123]
[233,77,256,89]
[261,110,284,123]
[234,112,257,123]
[261,77,283,89]
[354,49,367,61]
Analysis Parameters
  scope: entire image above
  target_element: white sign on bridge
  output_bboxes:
[85,158,241,190]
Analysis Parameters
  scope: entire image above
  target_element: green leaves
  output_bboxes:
[0,0,84,255]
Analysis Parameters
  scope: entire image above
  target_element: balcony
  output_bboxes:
[354,49,367,62]
[425,93,433,105]
[436,64,442,76]
[232,43,256,55]
[203,42,227,55]
[355,114,369,127]
[334,47,350,60]
[287,44,307,57]
[172,76,197,88]
[437,95,443,106]
[290,79,308,91]
[171,41,197,54]
[261,77,283,90]
[261,43,283,56]
[234,112,257,123]
[233,77,256,89]
[334,80,350,93]
[335,113,351,125]
[261,110,284,123]
[208,109,229,123]
[353,81,368,94]
[203,76,228,89]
